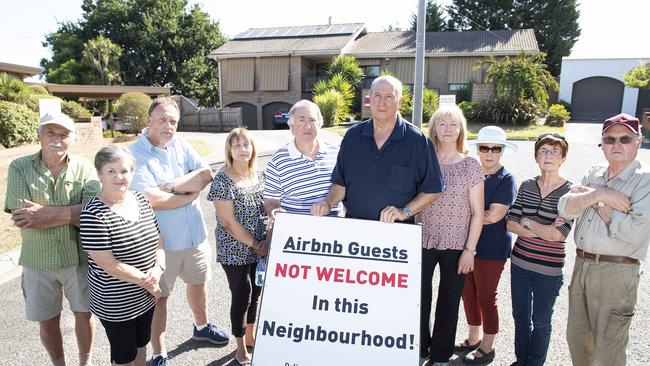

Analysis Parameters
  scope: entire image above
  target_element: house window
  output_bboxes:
[315,63,328,77]
[364,66,380,77]
[448,83,469,91]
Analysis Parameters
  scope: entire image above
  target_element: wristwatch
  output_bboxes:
[401,207,413,218]
[523,217,531,230]
[164,181,174,193]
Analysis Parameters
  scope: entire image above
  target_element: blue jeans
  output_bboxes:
[510,263,563,366]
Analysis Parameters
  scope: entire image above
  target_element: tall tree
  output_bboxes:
[410,0,447,32]
[82,35,122,85]
[41,0,226,106]
[446,0,580,76]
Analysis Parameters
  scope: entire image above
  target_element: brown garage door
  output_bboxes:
[571,77,624,121]
[226,102,257,130]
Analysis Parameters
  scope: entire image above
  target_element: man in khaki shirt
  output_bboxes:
[558,113,650,366]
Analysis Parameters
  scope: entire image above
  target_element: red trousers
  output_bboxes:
[461,257,506,334]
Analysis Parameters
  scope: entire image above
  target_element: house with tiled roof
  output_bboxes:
[209,23,538,130]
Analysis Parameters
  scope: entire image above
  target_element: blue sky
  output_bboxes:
[1,0,647,71]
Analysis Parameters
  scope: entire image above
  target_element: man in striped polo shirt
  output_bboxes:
[559,113,650,366]
[264,99,343,218]
[5,113,100,366]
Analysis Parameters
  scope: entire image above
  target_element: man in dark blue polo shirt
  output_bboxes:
[311,75,444,222]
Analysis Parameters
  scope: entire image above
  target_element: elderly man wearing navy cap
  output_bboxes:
[558,113,650,366]
[4,113,100,366]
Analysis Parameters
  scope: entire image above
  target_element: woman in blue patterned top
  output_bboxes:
[207,128,268,366]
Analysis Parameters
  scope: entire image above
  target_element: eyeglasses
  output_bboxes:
[537,133,566,141]
[478,145,503,154]
[601,135,638,145]
[536,148,563,157]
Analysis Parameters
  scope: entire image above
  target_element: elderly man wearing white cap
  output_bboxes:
[4,113,100,366]
[559,113,650,365]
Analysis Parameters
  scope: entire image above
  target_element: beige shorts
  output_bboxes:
[21,266,90,321]
[160,241,211,297]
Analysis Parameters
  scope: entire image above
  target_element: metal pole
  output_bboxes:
[412,0,426,127]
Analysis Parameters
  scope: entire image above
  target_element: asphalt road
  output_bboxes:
[1,124,649,365]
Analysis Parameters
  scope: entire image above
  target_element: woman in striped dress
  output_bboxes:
[506,133,573,366]
[80,145,164,366]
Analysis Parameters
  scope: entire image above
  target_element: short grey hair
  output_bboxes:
[287,99,323,127]
[94,145,136,172]
[370,75,403,99]
[148,96,179,116]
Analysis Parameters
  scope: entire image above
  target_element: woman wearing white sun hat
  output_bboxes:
[456,126,518,364]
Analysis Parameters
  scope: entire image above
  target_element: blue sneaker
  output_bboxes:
[150,355,170,366]
[192,323,230,345]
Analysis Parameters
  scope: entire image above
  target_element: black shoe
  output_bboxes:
[454,339,481,352]
[463,348,495,364]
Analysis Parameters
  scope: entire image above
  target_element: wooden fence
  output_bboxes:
[175,96,242,132]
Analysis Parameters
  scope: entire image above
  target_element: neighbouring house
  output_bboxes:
[0,61,42,80]
[209,23,539,130]
[559,57,650,121]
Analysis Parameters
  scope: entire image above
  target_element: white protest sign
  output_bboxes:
[439,94,456,107]
[253,213,422,366]
[38,98,61,118]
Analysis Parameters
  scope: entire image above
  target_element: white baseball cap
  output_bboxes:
[39,113,76,132]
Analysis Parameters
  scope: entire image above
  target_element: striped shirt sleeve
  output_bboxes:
[263,157,283,200]
[80,208,112,252]
[507,182,525,222]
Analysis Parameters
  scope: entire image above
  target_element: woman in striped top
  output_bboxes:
[506,133,573,366]
[80,145,164,366]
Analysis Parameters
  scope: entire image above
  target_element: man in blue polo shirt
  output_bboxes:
[312,75,444,222]
[130,97,229,366]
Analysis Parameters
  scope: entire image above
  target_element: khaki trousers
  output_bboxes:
[567,256,640,366]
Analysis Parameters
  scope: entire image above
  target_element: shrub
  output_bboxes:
[325,55,365,87]
[313,89,347,127]
[313,73,354,121]
[61,100,92,120]
[399,88,413,118]
[25,94,58,113]
[0,72,31,105]
[422,89,440,123]
[458,101,480,121]
[116,92,151,134]
[556,99,571,113]
[0,100,39,148]
[29,85,50,95]
[545,104,571,126]
[476,97,539,126]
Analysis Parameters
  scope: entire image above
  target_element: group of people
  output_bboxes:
[4,75,649,366]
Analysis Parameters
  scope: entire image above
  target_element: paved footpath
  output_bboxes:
[1,123,649,365]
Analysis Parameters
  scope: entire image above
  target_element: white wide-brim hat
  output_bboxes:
[468,125,518,155]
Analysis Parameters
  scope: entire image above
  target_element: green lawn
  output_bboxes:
[326,121,565,140]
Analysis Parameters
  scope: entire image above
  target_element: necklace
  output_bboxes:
[100,190,126,204]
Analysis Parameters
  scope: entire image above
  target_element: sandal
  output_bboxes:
[454,339,481,352]
[463,347,496,365]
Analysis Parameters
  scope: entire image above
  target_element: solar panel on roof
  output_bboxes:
[233,23,362,39]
